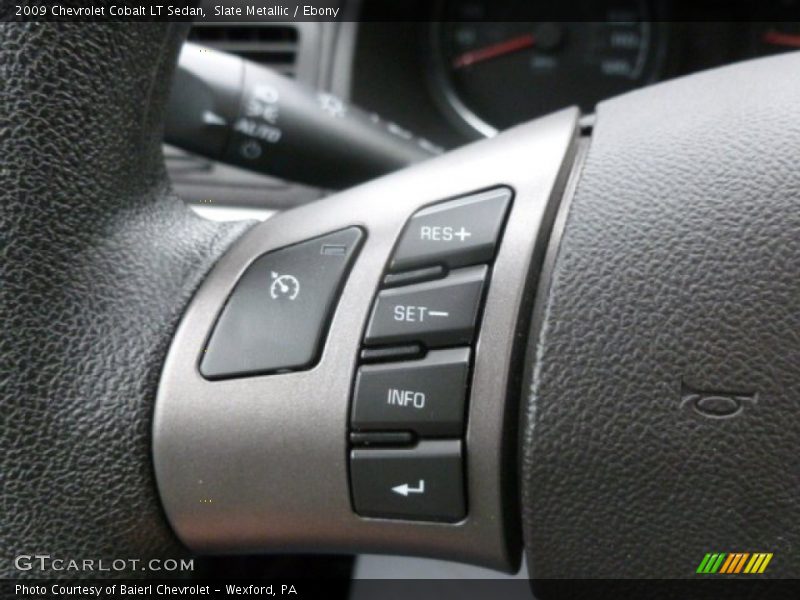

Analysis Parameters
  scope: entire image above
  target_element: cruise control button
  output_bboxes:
[350,440,465,522]
[352,348,470,436]
[364,265,487,347]
[390,187,511,272]
[200,228,363,379]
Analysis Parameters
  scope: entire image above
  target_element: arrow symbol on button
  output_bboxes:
[392,479,425,497]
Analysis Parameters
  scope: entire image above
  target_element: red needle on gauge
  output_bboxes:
[762,30,800,49]
[452,33,536,69]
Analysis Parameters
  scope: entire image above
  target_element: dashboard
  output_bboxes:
[350,0,800,145]
[170,2,800,212]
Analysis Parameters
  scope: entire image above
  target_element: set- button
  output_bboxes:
[364,266,487,348]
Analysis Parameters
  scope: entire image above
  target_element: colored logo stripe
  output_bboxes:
[719,553,736,573]
[745,553,773,574]
[697,552,773,574]
[697,553,726,573]
[720,553,749,574]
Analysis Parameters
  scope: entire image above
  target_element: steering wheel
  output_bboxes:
[3,21,800,592]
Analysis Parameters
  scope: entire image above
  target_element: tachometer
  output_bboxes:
[431,1,665,135]
[751,22,800,55]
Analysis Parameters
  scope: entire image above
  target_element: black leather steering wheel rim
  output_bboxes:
[522,51,800,580]
[0,22,251,578]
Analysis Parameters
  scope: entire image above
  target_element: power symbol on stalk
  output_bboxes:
[270,271,300,301]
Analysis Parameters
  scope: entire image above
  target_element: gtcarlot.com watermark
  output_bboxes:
[14,554,194,573]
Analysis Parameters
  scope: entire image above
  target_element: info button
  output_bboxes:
[351,348,470,436]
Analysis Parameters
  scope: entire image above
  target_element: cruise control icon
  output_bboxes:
[270,271,300,301]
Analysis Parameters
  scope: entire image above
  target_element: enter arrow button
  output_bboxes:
[392,479,425,497]
[350,440,465,522]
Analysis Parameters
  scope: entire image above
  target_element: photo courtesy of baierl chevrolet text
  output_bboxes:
[16,583,298,597]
